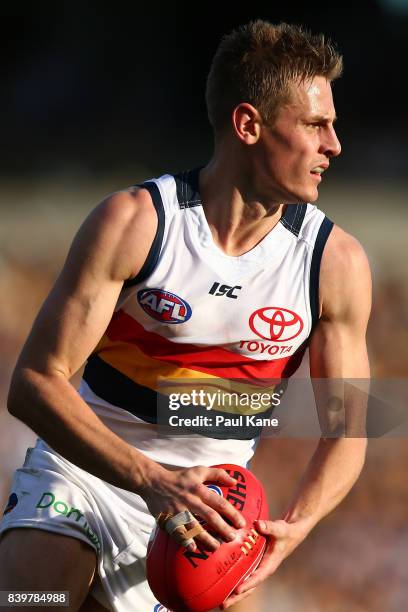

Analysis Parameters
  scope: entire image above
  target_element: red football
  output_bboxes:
[146,463,269,612]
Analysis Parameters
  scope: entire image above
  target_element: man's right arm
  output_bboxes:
[8,188,156,489]
[7,187,244,549]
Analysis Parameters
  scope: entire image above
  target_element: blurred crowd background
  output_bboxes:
[1,2,407,611]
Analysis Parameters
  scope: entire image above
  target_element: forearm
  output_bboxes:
[283,437,367,533]
[7,366,163,493]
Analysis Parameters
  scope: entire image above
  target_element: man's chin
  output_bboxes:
[300,187,319,204]
[280,186,319,205]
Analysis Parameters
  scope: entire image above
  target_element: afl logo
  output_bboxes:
[153,605,171,612]
[249,307,303,342]
[138,289,192,324]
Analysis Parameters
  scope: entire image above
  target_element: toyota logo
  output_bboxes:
[249,307,304,342]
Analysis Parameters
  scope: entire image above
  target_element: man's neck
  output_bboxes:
[198,159,286,257]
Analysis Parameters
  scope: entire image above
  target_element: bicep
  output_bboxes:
[17,258,123,379]
[16,190,156,378]
[309,229,372,436]
[310,227,371,379]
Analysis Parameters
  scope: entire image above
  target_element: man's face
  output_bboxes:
[256,75,341,204]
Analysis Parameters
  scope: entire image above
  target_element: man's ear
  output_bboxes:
[232,103,262,144]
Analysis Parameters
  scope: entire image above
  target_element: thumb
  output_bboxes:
[255,519,288,538]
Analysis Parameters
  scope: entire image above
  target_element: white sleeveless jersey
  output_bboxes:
[80,168,333,467]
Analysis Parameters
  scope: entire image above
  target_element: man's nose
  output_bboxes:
[322,126,341,158]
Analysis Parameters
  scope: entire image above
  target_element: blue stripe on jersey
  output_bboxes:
[309,216,334,328]
[123,181,165,288]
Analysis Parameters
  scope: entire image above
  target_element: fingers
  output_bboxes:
[220,587,257,609]
[234,520,286,593]
[205,467,237,487]
[184,517,221,551]
[235,565,273,594]
[160,512,221,552]
[178,466,245,544]
[199,480,246,530]
[204,486,246,530]
[163,511,205,551]
[171,524,201,551]
[235,552,281,594]
[194,493,245,544]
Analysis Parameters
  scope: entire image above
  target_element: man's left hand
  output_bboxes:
[220,518,308,610]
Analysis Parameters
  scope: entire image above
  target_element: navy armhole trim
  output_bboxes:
[123,181,165,289]
[280,203,307,237]
[309,216,334,328]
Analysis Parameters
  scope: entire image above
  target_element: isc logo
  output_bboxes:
[137,288,192,324]
[209,282,242,299]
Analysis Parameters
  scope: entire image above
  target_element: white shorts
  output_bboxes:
[0,439,170,612]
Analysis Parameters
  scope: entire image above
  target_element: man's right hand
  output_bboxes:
[140,465,246,551]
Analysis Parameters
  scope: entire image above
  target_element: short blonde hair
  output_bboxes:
[206,20,343,134]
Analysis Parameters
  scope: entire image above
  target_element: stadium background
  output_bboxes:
[1,2,407,610]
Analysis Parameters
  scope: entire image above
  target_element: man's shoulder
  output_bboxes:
[319,224,371,321]
[323,224,369,270]
[76,186,159,283]
[95,185,157,228]
[91,186,158,254]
